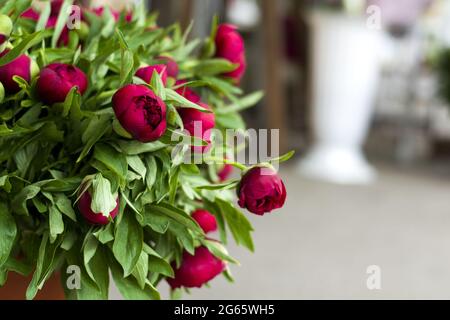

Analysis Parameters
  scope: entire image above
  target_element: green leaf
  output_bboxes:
[165,88,211,112]
[116,140,167,155]
[147,203,204,235]
[83,233,98,282]
[202,239,239,265]
[217,91,264,114]
[143,244,174,277]
[93,223,115,244]
[51,0,73,48]
[269,150,296,164]
[151,70,166,100]
[120,49,135,85]
[216,198,254,252]
[196,179,239,191]
[216,112,246,130]
[77,115,111,163]
[109,253,160,300]
[26,233,62,300]
[148,255,174,278]
[0,29,53,66]
[0,175,11,192]
[11,185,40,216]
[127,155,147,180]
[55,194,77,222]
[35,1,51,31]
[113,210,143,277]
[139,208,170,234]
[131,251,148,289]
[0,203,17,268]
[49,205,64,243]
[94,143,128,180]
[169,223,195,255]
[190,59,238,76]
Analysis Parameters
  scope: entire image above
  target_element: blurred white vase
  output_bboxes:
[298,12,382,185]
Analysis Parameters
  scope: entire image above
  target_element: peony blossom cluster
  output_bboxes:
[0,1,288,294]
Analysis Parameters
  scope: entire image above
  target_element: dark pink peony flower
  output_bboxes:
[214,24,247,83]
[218,163,233,182]
[191,209,217,234]
[175,80,201,103]
[237,166,286,215]
[135,64,168,85]
[37,63,88,104]
[78,191,119,225]
[157,56,179,78]
[0,50,35,93]
[112,84,167,142]
[167,246,225,289]
[178,102,215,153]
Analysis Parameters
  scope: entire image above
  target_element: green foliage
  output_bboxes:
[0,1,267,300]
[437,48,450,106]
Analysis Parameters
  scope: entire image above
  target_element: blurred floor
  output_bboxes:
[151,162,450,300]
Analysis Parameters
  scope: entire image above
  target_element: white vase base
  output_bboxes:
[297,146,377,185]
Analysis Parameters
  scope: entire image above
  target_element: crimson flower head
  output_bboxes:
[215,24,247,83]
[112,84,167,142]
[191,209,217,234]
[167,246,225,289]
[0,50,38,93]
[178,103,215,153]
[78,191,119,225]
[135,64,168,85]
[175,80,201,103]
[237,166,287,215]
[37,63,88,104]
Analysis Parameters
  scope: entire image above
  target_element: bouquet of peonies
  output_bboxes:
[0,0,291,300]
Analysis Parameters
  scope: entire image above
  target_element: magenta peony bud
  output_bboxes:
[112,84,167,142]
[0,50,35,93]
[191,209,217,234]
[37,63,88,104]
[157,56,179,78]
[78,191,119,225]
[237,166,286,215]
[167,246,225,289]
[218,163,233,182]
[178,102,215,153]
[135,64,168,85]
[175,80,201,103]
[215,24,247,83]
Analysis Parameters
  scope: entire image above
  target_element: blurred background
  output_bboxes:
[95,0,450,299]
